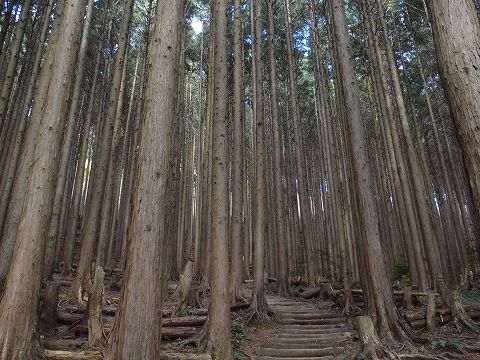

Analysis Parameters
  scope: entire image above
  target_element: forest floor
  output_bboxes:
[41,275,480,359]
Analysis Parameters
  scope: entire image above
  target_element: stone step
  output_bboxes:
[265,341,337,349]
[276,326,346,333]
[277,312,342,320]
[270,334,349,343]
[252,356,349,360]
[256,296,356,359]
[255,346,345,358]
[280,317,345,325]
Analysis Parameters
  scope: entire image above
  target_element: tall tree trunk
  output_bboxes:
[249,0,270,319]
[0,0,32,133]
[282,0,316,287]
[71,0,134,304]
[230,0,245,303]
[329,0,402,340]
[104,0,185,358]
[424,0,480,222]
[0,0,53,243]
[43,0,96,280]
[375,0,442,288]
[204,0,232,357]
[0,1,85,358]
[267,0,290,297]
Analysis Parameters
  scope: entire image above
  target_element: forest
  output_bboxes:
[0,0,480,359]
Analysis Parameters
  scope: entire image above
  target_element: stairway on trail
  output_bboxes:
[253,295,357,360]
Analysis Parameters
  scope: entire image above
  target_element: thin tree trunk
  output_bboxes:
[329,0,402,341]
[375,0,442,288]
[267,0,290,297]
[229,0,245,303]
[71,0,134,304]
[282,0,316,287]
[0,0,32,133]
[44,0,95,280]
[204,0,232,356]
[249,0,270,319]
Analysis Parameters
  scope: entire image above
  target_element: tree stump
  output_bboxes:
[356,315,387,359]
[176,261,194,313]
[88,266,105,349]
[437,275,448,308]
[40,284,60,333]
[402,286,413,309]
[426,291,436,333]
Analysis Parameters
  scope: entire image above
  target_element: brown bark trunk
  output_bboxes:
[229,0,245,303]
[329,0,402,339]
[424,0,480,222]
[70,0,135,304]
[249,0,270,321]
[0,1,86,358]
[204,0,232,357]
[283,0,316,287]
[267,0,290,297]
[104,0,185,358]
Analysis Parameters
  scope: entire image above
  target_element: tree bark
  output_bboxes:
[71,0,134,304]
[104,0,185,358]
[267,0,290,297]
[283,0,316,287]
[0,1,86,358]
[424,0,480,221]
[204,0,232,357]
[44,0,95,280]
[329,0,402,340]
[0,0,32,132]
[249,0,270,320]
[229,0,246,304]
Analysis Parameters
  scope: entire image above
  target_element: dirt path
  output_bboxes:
[252,295,357,359]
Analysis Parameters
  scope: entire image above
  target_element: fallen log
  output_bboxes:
[44,350,102,360]
[300,287,321,299]
[466,311,480,320]
[160,352,211,359]
[162,327,199,339]
[41,340,87,351]
[403,308,450,322]
[69,324,199,340]
[410,315,452,329]
[162,316,207,327]
[58,311,83,325]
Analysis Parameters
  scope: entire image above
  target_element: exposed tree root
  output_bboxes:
[397,354,458,360]
[175,318,209,349]
[247,293,272,324]
[450,291,480,333]
[355,316,403,359]
[342,286,362,316]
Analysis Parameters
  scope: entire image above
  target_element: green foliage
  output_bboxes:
[289,285,304,297]
[231,320,247,343]
[462,290,480,303]
[265,281,278,295]
[392,258,409,282]
[233,349,248,359]
[429,338,463,353]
